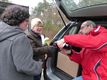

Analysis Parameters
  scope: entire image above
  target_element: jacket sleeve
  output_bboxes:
[29,36,50,56]
[12,35,42,76]
[68,50,82,64]
[64,34,103,49]
[33,46,50,56]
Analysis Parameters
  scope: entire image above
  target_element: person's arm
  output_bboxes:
[56,38,82,64]
[33,46,50,56]
[59,48,82,64]
[33,45,58,57]
[12,35,42,76]
[29,35,51,56]
[68,49,82,64]
[56,38,65,50]
[64,34,103,49]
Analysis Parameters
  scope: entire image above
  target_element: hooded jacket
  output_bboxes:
[64,26,107,80]
[0,21,42,80]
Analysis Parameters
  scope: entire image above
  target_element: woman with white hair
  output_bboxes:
[26,18,57,80]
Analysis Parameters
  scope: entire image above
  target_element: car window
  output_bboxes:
[61,0,107,11]
[68,26,78,34]
[59,0,107,17]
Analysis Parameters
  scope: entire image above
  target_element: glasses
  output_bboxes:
[81,25,90,28]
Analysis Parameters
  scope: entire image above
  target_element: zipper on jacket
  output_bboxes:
[94,59,101,80]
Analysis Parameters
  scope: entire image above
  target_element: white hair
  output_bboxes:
[30,18,43,29]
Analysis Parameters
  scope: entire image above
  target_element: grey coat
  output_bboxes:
[0,22,42,80]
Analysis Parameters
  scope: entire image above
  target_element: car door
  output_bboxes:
[44,0,107,80]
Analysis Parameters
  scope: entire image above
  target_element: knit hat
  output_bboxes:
[31,18,43,29]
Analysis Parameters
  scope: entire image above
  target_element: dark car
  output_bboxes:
[44,0,107,80]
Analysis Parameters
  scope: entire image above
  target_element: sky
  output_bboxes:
[9,0,43,8]
[9,0,52,14]
[9,0,44,14]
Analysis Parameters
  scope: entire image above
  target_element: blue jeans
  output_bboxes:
[72,76,83,80]
[34,74,41,80]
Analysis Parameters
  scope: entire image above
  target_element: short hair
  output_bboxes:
[1,5,29,26]
[30,18,43,29]
[83,20,96,28]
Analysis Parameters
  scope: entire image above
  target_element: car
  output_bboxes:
[1,1,107,80]
[44,0,107,80]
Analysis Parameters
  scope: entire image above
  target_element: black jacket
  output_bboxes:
[26,29,51,61]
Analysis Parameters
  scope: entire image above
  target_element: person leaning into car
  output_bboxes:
[26,18,56,80]
[56,20,107,80]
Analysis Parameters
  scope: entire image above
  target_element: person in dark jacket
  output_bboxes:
[26,18,56,80]
[0,5,43,80]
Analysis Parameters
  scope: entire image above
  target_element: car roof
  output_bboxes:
[55,0,107,21]
[0,1,29,16]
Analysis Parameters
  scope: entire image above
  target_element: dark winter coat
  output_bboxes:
[27,29,51,61]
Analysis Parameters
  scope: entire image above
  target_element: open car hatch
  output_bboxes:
[55,0,107,21]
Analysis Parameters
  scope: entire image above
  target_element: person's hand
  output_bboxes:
[60,49,68,55]
[56,39,65,50]
[61,49,72,55]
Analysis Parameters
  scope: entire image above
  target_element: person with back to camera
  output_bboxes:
[26,18,57,80]
[56,20,107,80]
[0,5,44,80]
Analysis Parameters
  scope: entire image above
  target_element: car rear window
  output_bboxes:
[61,0,107,11]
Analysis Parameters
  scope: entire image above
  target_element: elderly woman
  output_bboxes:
[26,18,56,80]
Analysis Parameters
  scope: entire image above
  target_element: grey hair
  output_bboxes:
[85,20,96,27]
